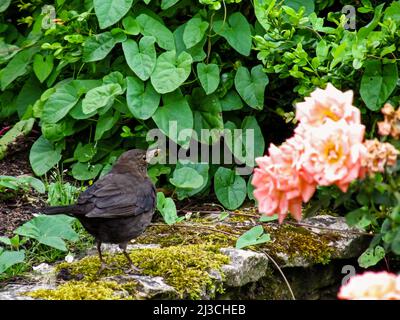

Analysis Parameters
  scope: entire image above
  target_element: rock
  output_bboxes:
[220,248,269,287]
[303,215,370,260]
[104,274,178,299]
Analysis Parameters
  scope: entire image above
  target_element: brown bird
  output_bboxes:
[42,148,158,274]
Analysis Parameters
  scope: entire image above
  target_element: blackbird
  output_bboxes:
[42,148,158,274]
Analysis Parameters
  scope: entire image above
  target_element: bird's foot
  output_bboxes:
[124,264,142,275]
[96,262,120,276]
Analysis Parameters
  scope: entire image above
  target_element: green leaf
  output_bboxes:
[33,54,54,83]
[156,192,180,225]
[214,167,247,210]
[151,51,192,94]
[236,225,271,249]
[235,65,269,110]
[16,78,43,118]
[0,0,11,13]
[175,162,209,199]
[220,90,243,111]
[259,214,278,222]
[71,162,103,181]
[0,47,36,90]
[161,0,180,10]
[122,37,156,81]
[122,15,140,35]
[151,90,193,146]
[0,250,25,274]
[170,167,204,189]
[83,32,126,63]
[345,207,371,229]
[16,176,46,193]
[82,84,123,114]
[95,110,120,141]
[183,17,209,49]
[94,0,134,29]
[136,14,175,51]
[213,12,252,56]
[227,116,265,167]
[174,24,207,62]
[197,63,220,95]
[0,236,11,246]
[29,136,62,176]
[126,76,160,120]
[360,60,398,111]
[74,143,96,163]
[384,1,400,24]
[358,246,385,268]
[190,88,224,144]
[15,215,79,252]
[284,0,315,15]
[42,81,80,123]
[392,228,400,254]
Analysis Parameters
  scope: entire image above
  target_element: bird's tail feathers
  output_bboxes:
[41,205,79,216]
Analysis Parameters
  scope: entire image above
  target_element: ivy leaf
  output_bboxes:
[71,162,103,181]
[0,47,36,90]
[151,51,192,94]
[151,89,193,146]
[74,143,97,163]
[284,0,315,15]
[82,84,123,114]
[234,65,269,110]
[174,24,207,62]
[126,76,160,120]
[95,110,120,141]
[136,14,175,51]
[41,81,80,124]
[220,90,243,111]
[183,17,209,49]
[29,136,62,176]
[0,250,25,274]
[360,60,398,111]
[122,37,156,81]
[170,167,204,189]
[189,88,224,145]
[161,0,180,10]
[94,0,134,29]
[33,54,54,83]
[236,225,271,249]
[214,167,247,210]
[122,15,140,35]
[83,32,126,63]
[197,63,220,94]
[358,246,385,268]
[213,12,252,56]
[156,192,182,225]
[175,162,209,200]
[15,215,79,252]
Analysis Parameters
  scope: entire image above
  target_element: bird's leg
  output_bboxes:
[119,242,142,274]
[96,241,107,276]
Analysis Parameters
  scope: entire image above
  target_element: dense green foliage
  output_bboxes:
[1,0,400,271]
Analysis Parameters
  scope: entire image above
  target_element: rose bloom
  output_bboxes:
[362,139,399,174]
[252,135,316,223]
[296,83,360,127]
[338,272,400,300]
[300,119,366,192]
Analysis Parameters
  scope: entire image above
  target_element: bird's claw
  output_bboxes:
[124,264,142,275]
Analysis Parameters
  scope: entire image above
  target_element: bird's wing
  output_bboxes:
[77,173,156,218]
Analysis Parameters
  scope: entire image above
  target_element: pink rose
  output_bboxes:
[301,119,366,192]
[296,83,360,126]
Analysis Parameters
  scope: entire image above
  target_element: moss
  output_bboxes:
[25,280,134,300]
[136,224,234,248]
[42,244,229,300]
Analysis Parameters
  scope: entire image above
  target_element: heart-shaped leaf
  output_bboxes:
[33,54,54,83]
[183,17,209,49]
[236,225,271,249]
[170,167,204,189]
[197,63,220,94]
[151,51,192,94]
[214,167,247,210]
[94,0,134,29]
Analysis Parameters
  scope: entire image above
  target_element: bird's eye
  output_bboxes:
[142,155,147,161]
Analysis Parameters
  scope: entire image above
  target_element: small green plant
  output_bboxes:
[0,175,45,195]
[235,225,271,249]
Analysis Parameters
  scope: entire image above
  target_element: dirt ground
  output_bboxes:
[0,138,45,237]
